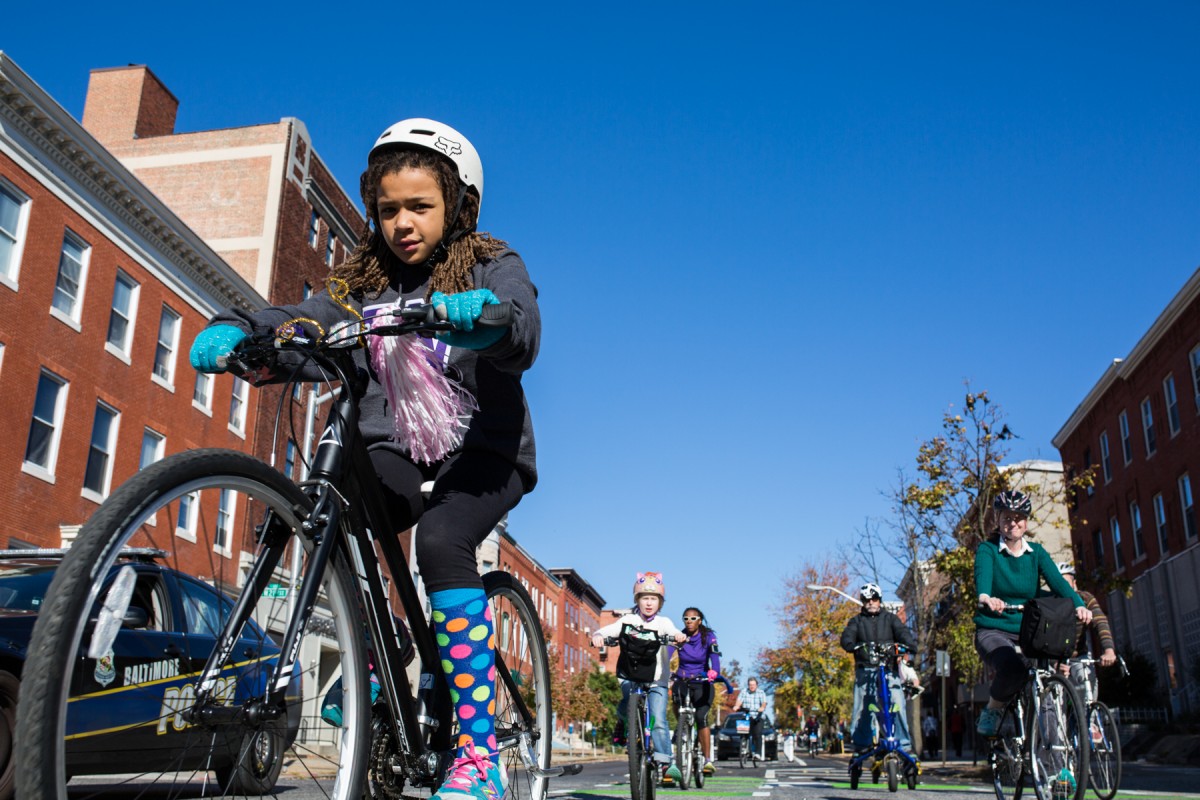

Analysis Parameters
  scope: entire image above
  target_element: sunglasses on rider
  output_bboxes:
[683,616,701,621]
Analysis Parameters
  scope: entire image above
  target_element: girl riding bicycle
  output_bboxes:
[591,573,686,784]
[669,606,722,774]
[190,118,540,800]
[974,490,1091,739]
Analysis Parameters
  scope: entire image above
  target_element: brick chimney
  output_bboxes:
[82,65,179,145]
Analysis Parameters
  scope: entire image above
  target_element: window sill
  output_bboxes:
[214,545,233,560]
[175,528,197,543]
[227,423,246,439]
[151,373,175,393]
[20,461,56,484]
[80,488,107,505]
[104,342,133,365]
[192,400,213,417]
[0,274,17,293]
[49,306,82,332]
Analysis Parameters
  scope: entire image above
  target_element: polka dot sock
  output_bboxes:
[430,587,496,758]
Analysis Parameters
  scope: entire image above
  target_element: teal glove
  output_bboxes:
[431,289,507,350]
[190,325,247,373]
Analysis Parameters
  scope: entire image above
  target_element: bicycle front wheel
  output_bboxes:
[1029,674,1088,800]
[485,571,552,800]
[629,695,647,800]
[675,716,691,789]
[15,449,373,800]
[739,738,747,769]
[990,698,1025,800]
[1086,702,1121,800]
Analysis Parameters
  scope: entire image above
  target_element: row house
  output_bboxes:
[0,53,264,574]
[549,568,605,676]
[1053,266,1200,715]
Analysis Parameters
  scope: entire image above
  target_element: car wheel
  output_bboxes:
[0,671,16,800]
[215,724,285,794]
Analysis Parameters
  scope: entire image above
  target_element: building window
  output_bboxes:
[105,270,140,359]
[1083,447,1094,495]
[82,401,120,500]
[1140,398,1156,457]
[1129,501,1145,560]
[1118,411,1132,465]
[1163,375,1181,437]
[1179,474,1196,541]
[215,488,235,556]
[176,491,199,541]
[1099,432,1111,484]
[51,231,90,325]
[1190,345,1200,413]
[153,305,181,387]
[0,180,31,288]
[1110,517,1123,571]
[229,378,248,435]
[1091,529,1104,571]
[284,439,296,480]
[326,233,337,266]
[193,371,213,413]
[1153,493,1169,556]
[23,370,69,478]
[308,211,320,249]
[303,282,313,300]
[140,428,165,469]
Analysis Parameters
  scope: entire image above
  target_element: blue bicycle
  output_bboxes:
[848,643,919,793]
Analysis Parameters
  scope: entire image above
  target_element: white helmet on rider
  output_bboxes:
[859,583,883,603]
[1056,561,1076,576]
[370,118,484,217]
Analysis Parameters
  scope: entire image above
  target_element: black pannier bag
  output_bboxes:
[617,624,662,683]
[1018,597,1078,660]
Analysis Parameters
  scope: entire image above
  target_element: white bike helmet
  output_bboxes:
[370,118,484,215]
[1056,561,1076,576]
[859,583,883,602]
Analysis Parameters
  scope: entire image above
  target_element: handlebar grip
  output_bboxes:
[478,302,514,327]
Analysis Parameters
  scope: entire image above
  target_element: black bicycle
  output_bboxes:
[15,303,573,799]
[601,632,675,800]
[987,606,1089,800]
[672,677,709,790]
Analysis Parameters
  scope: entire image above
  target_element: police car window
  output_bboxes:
[179,580,228,637]
[0,565,57,611]
[130,573,168,632]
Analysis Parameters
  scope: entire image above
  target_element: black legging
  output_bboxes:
[370,447,525,593]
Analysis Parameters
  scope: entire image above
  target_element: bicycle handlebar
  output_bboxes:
[216,301,515,374]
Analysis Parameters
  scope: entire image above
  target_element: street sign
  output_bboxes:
[263,583,288,598]
[935,649,950,677]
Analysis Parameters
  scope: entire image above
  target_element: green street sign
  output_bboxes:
[263,583,288,599]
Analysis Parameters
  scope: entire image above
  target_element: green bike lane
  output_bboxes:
[549,759,1200,800]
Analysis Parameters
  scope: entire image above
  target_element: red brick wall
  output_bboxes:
[82,66,179,145]
[0,152,257,555]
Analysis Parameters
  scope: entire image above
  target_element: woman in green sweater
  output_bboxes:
[973,490,1092,737]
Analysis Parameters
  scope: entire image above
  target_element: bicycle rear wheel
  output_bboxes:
[1086,702,1120,800]
[485,571,552,800]
[14,449,372,799]
[629,695,647,800]
[990,698,1026,800]
[1029,674,1087,800]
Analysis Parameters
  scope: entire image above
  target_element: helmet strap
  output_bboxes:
[443,184,471,246]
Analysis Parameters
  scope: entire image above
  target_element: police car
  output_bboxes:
[0,548,301,797]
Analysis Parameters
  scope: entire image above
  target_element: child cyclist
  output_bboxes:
[591,573,687,785]
[190,118,539,800]
[669,606,722,774]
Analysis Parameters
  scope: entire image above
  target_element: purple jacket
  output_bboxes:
[670,630,721,679]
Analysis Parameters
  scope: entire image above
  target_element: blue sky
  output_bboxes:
[6,2,1200,679]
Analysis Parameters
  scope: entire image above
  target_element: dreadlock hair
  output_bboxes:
[683,606,714,648]
[332,146,508,299]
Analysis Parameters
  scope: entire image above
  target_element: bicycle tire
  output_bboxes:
[692,735,706,789]
[1029,673,1087,800]
[990,697,1025,800]
[14,448,373,799]
[629,695,646,800]
[484,570,552,800]
[675,713,692,789]
[738,737,747,769]
[1086,702,1120,800]
[886,757,898,793]
[850,762,862,790]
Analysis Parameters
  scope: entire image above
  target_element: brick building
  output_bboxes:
[79,64,364,486]
[0,53,264,563]
[1052,266,1200,715]
[549,568,605,676]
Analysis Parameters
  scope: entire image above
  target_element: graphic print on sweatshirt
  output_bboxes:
[364,300,451,370]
